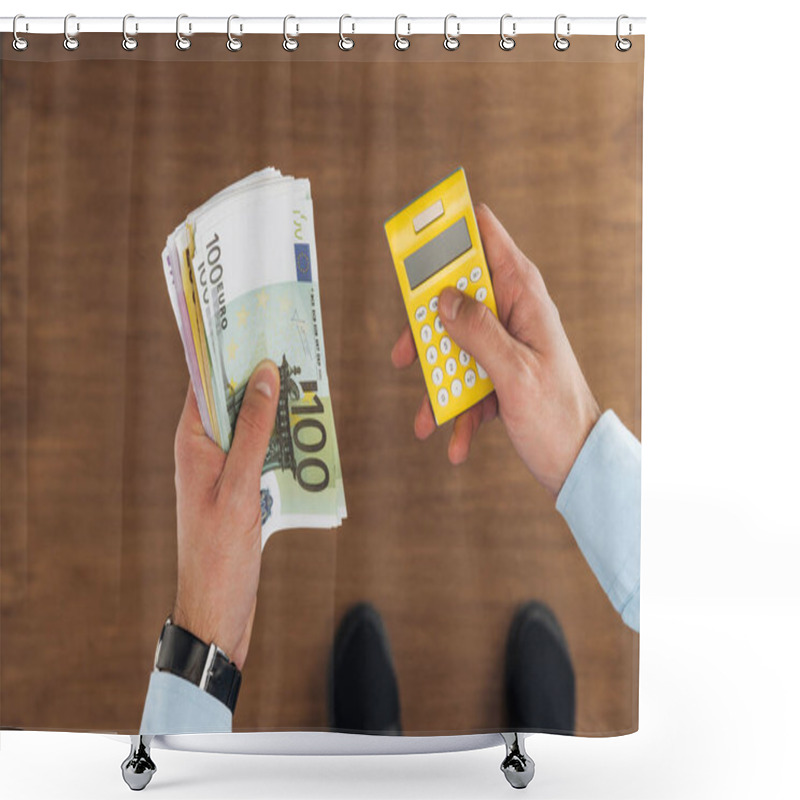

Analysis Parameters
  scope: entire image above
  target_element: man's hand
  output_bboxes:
[172,360,280,669]
[391,204,600,498]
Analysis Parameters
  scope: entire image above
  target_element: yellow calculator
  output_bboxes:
[385,168,498,426]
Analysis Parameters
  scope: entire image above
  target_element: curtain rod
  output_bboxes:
[0,16,646,37]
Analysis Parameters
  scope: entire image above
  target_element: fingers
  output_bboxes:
[415,390,499,465]
[175,382,224,482]
[448,404,483,465]
[177,382,208,442]
[438,287,520,391]
[414,394,436,440]
[222,360,281,488]
[447,392,499,465]
[391,324,418,368]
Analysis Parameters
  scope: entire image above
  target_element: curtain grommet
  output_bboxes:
[122,14,138,51]
[176,14,191,51]
[443,14,460,51]
[499,14,516,51]
[63,13,79,51]
[12,14,29,51]
[394,15,410,51]
[283,15,299,51]
[553,14,570,51]
[615,15,632,51]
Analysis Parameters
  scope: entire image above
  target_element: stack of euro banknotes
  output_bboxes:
[162,168,346,548]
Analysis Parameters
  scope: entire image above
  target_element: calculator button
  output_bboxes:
[440,336,452,355]
[464,369,476,389]
[456,276,468,292]
[470,266,482,283]
[445,357,457,376]
[426,346,438,365]
[458,350,471,367]
[420,324,432,344]
[475,286,488,302]
[437,388,449,407]
[434,316,444,334]
[431,366,444,386]
[415,306,427,323]
[429,296,439,313]
[477,363,488,379]
[451,378,463,398]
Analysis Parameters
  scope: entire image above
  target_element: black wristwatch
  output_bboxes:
[154,617,242,715]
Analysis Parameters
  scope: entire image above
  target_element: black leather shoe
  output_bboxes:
[328,602,402,734]
[505,600,576,733]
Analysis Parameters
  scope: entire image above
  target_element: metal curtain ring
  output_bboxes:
[63,13,79,51]
[12,14,29,51]
[443,14,460,51]
[499,14,516,50]
[553,14,570,51]
[283,15,299,51]
[227,15,242,51]
[176,14,191,50]
[616,14,632,51]
[339,14,354,50]
[122,14,138,51]
[394,14,410,50]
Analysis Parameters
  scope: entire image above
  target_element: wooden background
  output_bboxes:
[1,34,642,735]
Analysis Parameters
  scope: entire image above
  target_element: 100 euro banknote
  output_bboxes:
[163,170,346,546]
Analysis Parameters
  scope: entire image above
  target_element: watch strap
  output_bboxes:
[154,618,242,715]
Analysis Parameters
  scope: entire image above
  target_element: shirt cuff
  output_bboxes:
[556,409,641,632]
[140,670,233,734]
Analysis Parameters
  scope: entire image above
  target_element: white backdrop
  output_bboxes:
[2,1,798,798]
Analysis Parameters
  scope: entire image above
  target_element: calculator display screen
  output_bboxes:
[404,217,472,290]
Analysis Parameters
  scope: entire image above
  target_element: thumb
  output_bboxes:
[223,360,281,485]
[439,287,519,390]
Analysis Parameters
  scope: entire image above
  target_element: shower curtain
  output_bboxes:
[0,30,643,739]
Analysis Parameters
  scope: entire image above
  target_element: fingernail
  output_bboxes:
[440,289,463,322]
[254,362,277,398]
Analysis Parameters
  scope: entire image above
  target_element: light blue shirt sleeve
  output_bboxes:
[140,670,232,734]
[555,409,641,632]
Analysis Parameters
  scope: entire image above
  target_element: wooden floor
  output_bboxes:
[1,34,642,735]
